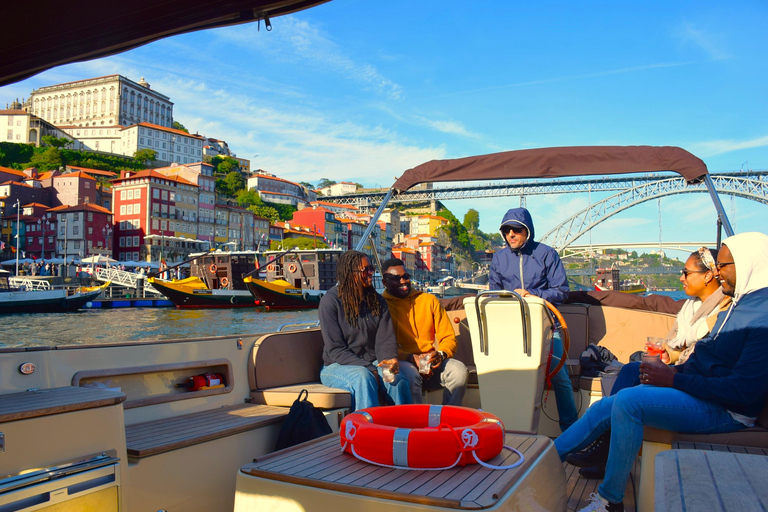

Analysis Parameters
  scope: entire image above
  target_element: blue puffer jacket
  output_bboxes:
[488,208,569,304]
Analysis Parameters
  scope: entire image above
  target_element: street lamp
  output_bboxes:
[14,200,20,276]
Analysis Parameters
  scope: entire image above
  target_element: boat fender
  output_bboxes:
[220,277,229,287]
[339,405,524,471]
[209,264,217,274]
[288,263,298,273]
[303,292,310,301]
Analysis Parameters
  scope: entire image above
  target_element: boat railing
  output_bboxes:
[8,277,52,291]
[277,321,320,332]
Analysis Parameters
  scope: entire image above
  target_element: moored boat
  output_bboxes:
[244,248,342,309]
[594,265,647,294]
[148,250,263,308]
[0,269,109,314]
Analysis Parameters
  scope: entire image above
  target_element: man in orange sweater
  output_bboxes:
[381,258,469,405]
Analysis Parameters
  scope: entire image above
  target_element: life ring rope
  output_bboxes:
[340,421,524,471]
[339,405,524,471]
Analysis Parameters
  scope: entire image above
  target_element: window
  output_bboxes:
[6,130,12,140]
[153,189,159,199]
[87,213,93,221]
[73,226,79,235]
[119,237,125,247]
[134,204,140,214]
[161,190,168,200]
[133,252,140,261]
[127,205,133,215]
[127,190,133,199]
[120,205,126,215]
[133,236,139,246]
[134,189,140,199]
[88,227,93,235]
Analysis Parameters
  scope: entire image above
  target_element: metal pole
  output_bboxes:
[14,201,20,275]
[355,188,395,251]
[703,174,734,237]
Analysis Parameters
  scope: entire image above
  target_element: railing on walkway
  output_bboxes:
[8,277,52,290]
[93,267,163,297]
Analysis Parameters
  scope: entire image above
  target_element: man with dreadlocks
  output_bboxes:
[318,250,411,411]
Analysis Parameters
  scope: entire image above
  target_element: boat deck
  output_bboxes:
[564,460,639,512]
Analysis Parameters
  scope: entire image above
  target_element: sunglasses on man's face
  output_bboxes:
[502,225,525,234]
[385,273,411,282]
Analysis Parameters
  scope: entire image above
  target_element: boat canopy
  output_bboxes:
[0,0,332,86]
[392,145,708,192]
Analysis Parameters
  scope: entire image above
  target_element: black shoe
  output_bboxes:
[578,465,605,479]
[566,431,610,468]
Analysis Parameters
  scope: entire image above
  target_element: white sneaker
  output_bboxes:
[577,493,624,512]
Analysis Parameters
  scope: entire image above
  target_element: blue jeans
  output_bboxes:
[610,362,642,396]
[554,385,746,504]
[399,358,469,406]
[551,332,579,431]
[320,361,411,412]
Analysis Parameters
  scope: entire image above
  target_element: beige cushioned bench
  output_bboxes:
[248,329,352,409]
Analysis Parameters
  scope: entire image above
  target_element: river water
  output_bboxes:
[1,290,685,348]
[0,308,320,348]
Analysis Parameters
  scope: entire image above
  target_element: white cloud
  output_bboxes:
[677,22,730,60]
[688,134,768,157]
[216,18,403,99]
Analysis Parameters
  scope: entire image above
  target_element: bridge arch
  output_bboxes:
[540,176,768,252]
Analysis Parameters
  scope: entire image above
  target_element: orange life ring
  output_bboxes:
[287,263,298,273]
[340,405,504,469]
[267,264,275,272]
[209,264,217,274]
[220,277,229,287]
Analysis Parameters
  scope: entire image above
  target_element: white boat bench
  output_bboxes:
[125,403,289,458]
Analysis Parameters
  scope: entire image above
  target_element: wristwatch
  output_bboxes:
[438,351,448,360]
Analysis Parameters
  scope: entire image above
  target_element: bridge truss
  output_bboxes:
[539,175,768,251]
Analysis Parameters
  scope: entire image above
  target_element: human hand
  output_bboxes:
[660,349,670,365]
[379,358,399,374]
[515,288,531,298]
[639,360,675,387]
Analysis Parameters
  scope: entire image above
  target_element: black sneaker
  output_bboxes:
[566,430,610,468]
[578,465,605,479]
[577,493,624,512]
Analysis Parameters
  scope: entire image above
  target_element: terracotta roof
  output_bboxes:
[112,169,197,186]
[0,180,32,187]
[0,166,26,177]
[127,122,204,139]
[0,109,27,115]
[68,166,118,177]
[253,174,304,188]
[311,200,357,210]
[53,171,96,181]
[54,203,112,214]
[24,203,50,208]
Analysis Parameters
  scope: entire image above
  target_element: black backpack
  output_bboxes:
[274,389,333,451]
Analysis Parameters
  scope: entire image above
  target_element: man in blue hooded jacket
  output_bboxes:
[489,207,578,431]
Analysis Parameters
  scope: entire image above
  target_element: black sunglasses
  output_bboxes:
[715,261,735,270]
[501,225,525,234]
[385,273,411,281]
[680,269,706,278]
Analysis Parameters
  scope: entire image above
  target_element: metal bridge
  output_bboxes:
[322,170,767,251]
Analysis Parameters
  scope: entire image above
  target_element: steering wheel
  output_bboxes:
[544,300,570,382]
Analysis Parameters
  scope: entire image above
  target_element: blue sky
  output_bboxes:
[3,0,766,258]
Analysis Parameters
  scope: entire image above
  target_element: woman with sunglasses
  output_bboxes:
[566,247,731,478]
[318,250,411,412]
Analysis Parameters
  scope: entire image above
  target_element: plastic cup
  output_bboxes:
[641,351,662,366]
[646,336,664,356]
[418,354,432,374]
[381,367,395,383]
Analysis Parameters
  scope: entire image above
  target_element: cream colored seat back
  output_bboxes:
[463,292,553,433]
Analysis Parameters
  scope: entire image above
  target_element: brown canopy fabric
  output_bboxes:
[1,0,331,87]
[393,146,708,192]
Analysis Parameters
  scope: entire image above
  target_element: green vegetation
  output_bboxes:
[172,121,189,133]
[133,148,157,167]
[0,142,146,172]
[429,206,499,272]
[211,155,240,176]
[270,238,328,250]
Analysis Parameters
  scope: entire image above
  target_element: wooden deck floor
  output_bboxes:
[564,460,639,512]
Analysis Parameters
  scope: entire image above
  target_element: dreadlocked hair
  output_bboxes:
[336,250,381,327]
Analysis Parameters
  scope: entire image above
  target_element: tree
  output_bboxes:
[28,147,63,171]
[216,171,246,196]
[463,209,480,233]
[271,237,328,250]
[299,181,315,190]
[318,178,336,189]
[172,121,189,133]
[41,135,72,149]
[236,188,261,206]
[248,204,280,223]
[134,148,157,167]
